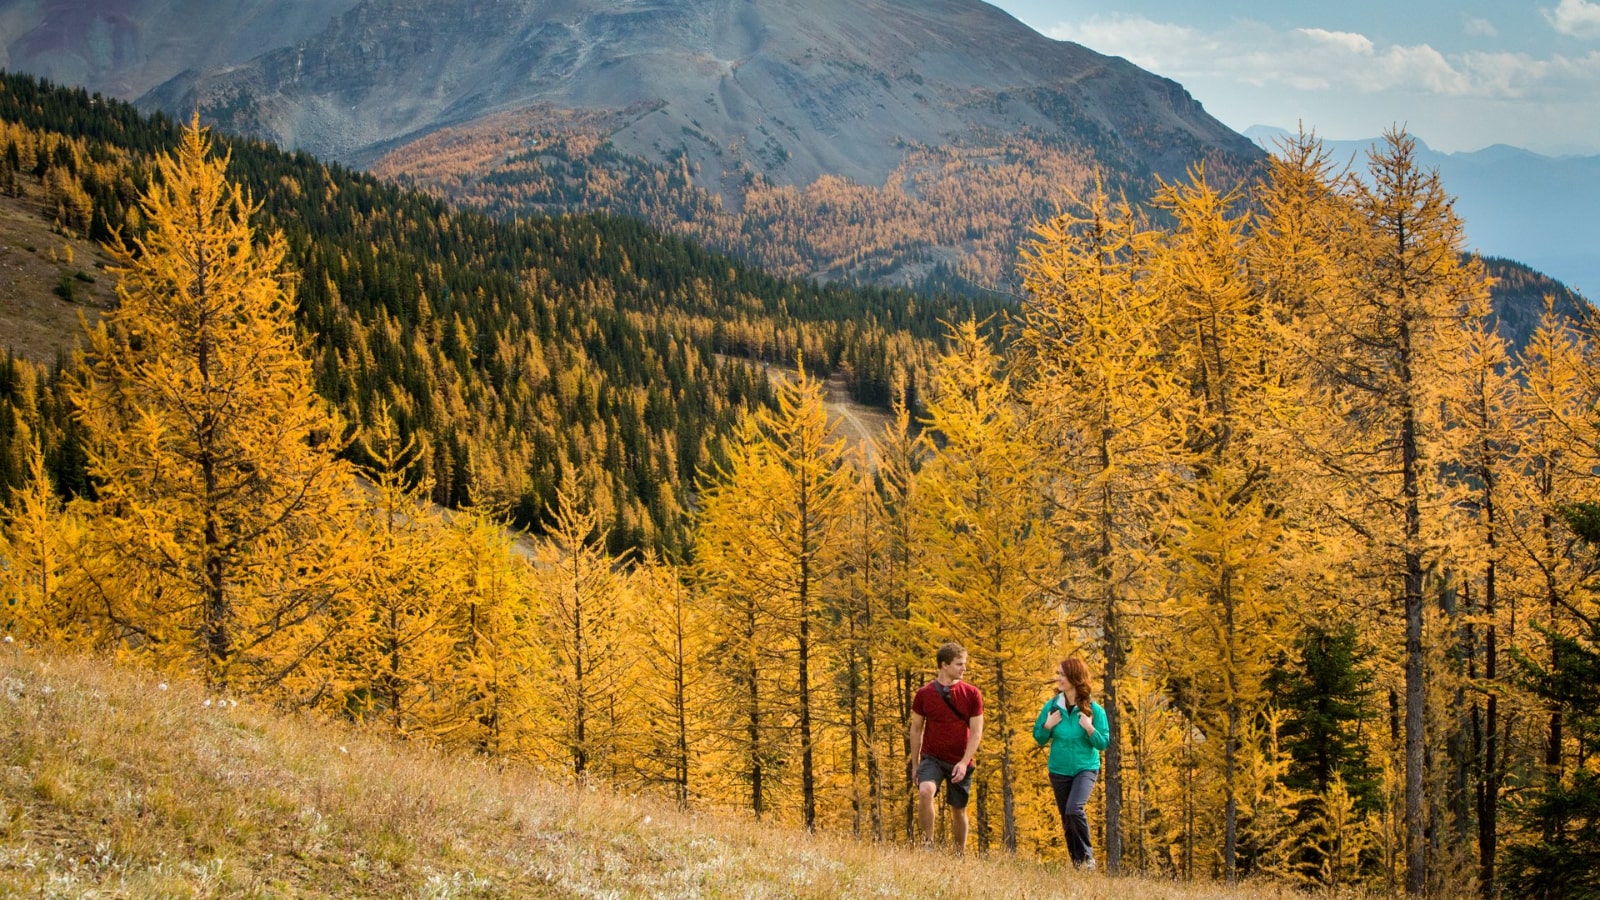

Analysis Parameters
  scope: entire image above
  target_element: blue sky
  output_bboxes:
[989,0,1600,156]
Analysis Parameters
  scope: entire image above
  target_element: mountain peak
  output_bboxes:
[3,0,1259,194]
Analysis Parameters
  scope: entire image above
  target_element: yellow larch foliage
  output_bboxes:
[1014,178,1191,871]
[69,116,363,694]
[531,472,634,779]
[914,318,1061,853]
[0,437,92,647]
[323,412,461,737]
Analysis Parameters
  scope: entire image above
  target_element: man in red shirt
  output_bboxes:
[907,642,985,851]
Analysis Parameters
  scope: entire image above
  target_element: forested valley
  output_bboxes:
[0,73,1002,554]
[2,73,1597,897]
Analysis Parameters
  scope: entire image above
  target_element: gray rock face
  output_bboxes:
[0,0,360,99]
[3,0,1259,197]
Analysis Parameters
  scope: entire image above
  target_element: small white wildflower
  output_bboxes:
[203,698,212,708]
[158,683,168,691]
[229,698,238,708]
[643,815,651,825]
[339,746,348,754]
[3,634,13,643]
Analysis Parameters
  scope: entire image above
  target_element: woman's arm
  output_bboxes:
[1032,700,1058,746]
[1088,703,1110,751]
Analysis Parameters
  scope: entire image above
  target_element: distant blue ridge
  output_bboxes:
[1246,125,1598,299]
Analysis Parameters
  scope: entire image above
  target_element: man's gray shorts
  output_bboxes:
[916,756,972,809]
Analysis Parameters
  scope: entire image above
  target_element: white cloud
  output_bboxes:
[1045,13,1600,153]
[1044,16,1214,72]
[1296,28,1374,55]
[1545,0,1600,39]
[1463,16,1498,38]
[1047,14,1600,100]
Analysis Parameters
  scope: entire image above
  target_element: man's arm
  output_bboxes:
[907,710,926,769]
[952,714,984,783]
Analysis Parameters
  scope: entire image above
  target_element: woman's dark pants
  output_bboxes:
[1049,769,1099,866]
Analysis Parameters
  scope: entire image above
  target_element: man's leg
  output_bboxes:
[946,763,973,853]
[914,757,948,844]
[950,805,968,853]
[917,780,938,843]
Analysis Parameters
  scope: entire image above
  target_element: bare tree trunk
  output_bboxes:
[865,626,884,840]
[849,644,862,836]
[1104,601,1125,873]
[746,603,764,819]
[997,650,1016,852]
[1223,568,1239,881]
[798,514,816,830]
[673,584,690,807]
[976,765,991,852]
[1476,563,1502,895]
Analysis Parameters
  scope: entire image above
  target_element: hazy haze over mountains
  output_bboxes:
[0,0,360,98]
[1248,126,1598,299]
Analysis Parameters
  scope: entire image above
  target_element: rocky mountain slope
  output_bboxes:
[124,0,1256,188]
[0,0,359,99]
[3,0,1262,289]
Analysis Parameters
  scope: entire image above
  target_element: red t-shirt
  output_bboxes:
[913,679,983,765]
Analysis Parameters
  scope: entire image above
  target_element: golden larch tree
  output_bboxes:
[628,550,707,805]
[439,501,542,759]
[695,412,787,819]
[1014,180,1191,871]
[0,436,91,646]
[533,473,633,778]
[1279,129,1489,894]
[1150,167,1299,879]
[1437,316,1525,889]
[695,365,850,829]
[871,387,935,841]
[1507,304,1600,802]
[71,117,362,694]
[335,413,460,736]
[914,318,1060,852]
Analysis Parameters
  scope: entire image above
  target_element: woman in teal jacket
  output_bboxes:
[1033,656,1109,869]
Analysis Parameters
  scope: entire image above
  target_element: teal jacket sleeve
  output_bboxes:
[1090,702,1110,750]
[1032,698,1056,747]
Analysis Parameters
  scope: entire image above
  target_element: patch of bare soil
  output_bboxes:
[0,190,112,363]
[754,359,895,465]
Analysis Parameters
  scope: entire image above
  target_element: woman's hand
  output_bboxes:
[1078,711,1095,734]
[1045,709,1063,729]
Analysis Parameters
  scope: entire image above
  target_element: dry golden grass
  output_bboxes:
[0,645,1313,898]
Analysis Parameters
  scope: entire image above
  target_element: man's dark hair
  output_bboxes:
[936,642,966,667]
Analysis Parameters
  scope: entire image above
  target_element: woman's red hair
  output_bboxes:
[1059,657,1093,716]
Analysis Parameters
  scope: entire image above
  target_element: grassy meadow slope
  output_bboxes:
[0,646,1317,899]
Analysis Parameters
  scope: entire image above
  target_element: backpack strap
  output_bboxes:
[935,681,969,724]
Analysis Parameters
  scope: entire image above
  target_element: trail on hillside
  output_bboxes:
[756,362,893,469]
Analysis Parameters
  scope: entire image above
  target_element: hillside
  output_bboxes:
[0,646,1307,898]
[1480,257,1592,348]
[0,190,111,362]
[0,73,1004,550]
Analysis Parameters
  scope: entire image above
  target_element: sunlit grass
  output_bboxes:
[0,645,1314,898]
